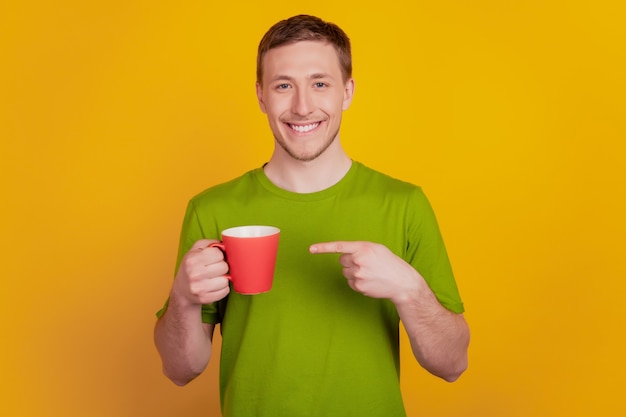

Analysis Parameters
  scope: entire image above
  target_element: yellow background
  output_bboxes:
[2,0,625,416]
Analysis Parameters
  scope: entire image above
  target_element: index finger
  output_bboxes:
[309,241,362,254]
[189,239,220,252]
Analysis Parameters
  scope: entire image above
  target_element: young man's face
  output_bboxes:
[256,40,354,162]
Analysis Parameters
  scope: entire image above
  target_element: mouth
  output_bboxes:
[285,121,322,134]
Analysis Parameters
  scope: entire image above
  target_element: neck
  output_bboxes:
[264,143,352,193]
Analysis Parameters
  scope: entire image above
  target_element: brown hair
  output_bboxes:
[256,15,352,84]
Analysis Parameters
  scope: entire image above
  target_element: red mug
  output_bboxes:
[209,225,280,294]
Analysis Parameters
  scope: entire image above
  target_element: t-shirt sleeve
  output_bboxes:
[156,199,223,324]
[406,188,465,314]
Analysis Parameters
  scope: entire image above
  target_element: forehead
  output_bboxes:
[261,40,343,82]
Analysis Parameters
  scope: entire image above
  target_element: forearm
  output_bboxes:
[394,276,469,382]
[154,295,214,386]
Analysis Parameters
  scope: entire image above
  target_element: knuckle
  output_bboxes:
[186,267,203,281]
[362,243,376,255]
[181,264,196,280]
[188,282,203,297]
[208,246,224,259]
[352,270,366,280]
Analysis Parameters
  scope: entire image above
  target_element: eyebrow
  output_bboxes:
[269,72,335,83]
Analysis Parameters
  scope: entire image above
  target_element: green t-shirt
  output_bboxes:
[168,161,463,417]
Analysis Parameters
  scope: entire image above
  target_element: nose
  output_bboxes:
[292,88,313,117]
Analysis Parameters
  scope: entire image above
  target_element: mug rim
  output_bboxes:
[221,225,280,238]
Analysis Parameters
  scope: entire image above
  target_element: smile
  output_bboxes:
[287,122,321,133]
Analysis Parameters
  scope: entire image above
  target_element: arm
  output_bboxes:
[154,239,230,386]
[154,302,215,386]
[392,270,469,382]
[310,241,469,382]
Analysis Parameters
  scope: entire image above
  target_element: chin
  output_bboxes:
[281,139,337,163]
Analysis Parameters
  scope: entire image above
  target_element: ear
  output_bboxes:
[342,78,355,111]
[256,82,267,114]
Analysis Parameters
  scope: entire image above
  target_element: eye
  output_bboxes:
[314,82,327,88]
[276,83,290,90]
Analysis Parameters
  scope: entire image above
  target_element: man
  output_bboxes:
[155,14,469,417]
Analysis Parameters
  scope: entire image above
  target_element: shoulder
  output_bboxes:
[348,162,435,218]
[351,161,425,196]
[189,168,261,206]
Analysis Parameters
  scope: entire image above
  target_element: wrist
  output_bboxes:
[390,269,430,306]
[168,288,201,314]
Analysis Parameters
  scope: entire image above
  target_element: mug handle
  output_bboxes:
[208,242,232,281]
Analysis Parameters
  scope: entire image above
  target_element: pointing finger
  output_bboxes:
[309,241,362,254]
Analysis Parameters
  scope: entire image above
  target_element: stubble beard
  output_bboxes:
[274,126,341,162]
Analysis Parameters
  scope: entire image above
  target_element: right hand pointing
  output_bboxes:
[171,239,231,306]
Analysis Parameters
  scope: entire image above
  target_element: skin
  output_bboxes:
[154,40,469,386]
[257,41,355,193]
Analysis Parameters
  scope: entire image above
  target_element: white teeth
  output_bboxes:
[289,122,320,133]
